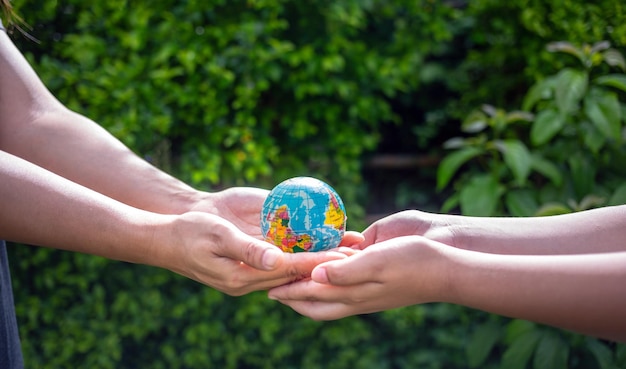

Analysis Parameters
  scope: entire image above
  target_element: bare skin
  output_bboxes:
[269,208,626,341]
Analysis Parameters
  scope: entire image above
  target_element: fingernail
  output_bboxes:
[311,267,329,284]
[263,248,282,269]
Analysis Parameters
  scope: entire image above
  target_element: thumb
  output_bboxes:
[241,239,285,271]
[221,226,284,271]
[311,250,380,286]
[206,213,285,271]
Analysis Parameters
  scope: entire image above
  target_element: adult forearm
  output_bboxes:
[0,150,173,265]
[446,249,626,342]
[1,109,200,214]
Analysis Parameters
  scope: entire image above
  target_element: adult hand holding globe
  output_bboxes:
[261,177,348,252]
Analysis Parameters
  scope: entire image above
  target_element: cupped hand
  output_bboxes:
[163,211,364,296]
[268,235,451,320]
[190,187,269,239]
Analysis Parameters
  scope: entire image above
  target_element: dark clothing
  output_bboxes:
[0,18,26,369]
[0,242,24,369]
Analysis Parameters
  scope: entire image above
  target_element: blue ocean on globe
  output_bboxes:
[261,177,347,252]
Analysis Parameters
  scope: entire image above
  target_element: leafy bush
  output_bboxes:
[438,41,626,216]
[446,0,626,117]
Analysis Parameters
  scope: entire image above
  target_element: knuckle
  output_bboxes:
[243,241,261,264]
[285,264,307,281]
[222,275,249,296]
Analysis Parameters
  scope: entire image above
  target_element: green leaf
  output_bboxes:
[505,320,537,342]
[594,74,626,93]
[546,41,586,64]
[496,139,531,185]
[555,69,588,115]
[584,89,622,141]
[530,109,565,146]
[505,110,534,124]
[577,194,605,211]
[532,332,569,369]
[615,344,626,367]
[602,49,626,71]
[441,192,460,214]
[467,322,502,368]
[501,329,542,369]
[522,77,556,111]
[607,184,626,206]
[534,202,572,216]
[530,154,562,187]
[582,122,607,154]
[443,137,469,149]
[436,147,485,190]
[482,104,498,117]
[586,338,617,369]
[505,189,538,217]
[569,154,595,200]
[459,174,504,216]
[462,109,489,133]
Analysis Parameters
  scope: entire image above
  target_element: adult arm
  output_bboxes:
[0,149,354,294]
[269,236,626,342]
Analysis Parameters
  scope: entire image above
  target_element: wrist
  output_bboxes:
[404,237,466,305]
[420,212,471,250]
[133,212,183,270]
[164,188,209,215]
[432,244,469,304]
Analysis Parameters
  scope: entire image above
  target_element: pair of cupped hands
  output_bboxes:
[176,186,450,321]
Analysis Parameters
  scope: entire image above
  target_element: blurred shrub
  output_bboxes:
[446,0,626,117]
[438,41,626,216]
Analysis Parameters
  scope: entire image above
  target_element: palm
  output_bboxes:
[192,187,269,239]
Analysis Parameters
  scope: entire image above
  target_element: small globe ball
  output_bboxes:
[261,177,347,252]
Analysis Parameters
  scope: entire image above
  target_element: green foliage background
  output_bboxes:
[5,0,626,368]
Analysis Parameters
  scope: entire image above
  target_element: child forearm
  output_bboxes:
[447,248,626,341]
[434,206,626,255]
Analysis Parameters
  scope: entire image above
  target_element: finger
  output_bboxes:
[229,250,350,293]
[268,279,381,319]
[274,299,354,321]
[275,250,349,280]
[339,231,365,246]
[358,224,379,249]
[333,246,360,257]
[268,278,351,302]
